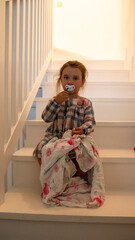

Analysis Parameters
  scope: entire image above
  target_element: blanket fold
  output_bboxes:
[40,130,105,208]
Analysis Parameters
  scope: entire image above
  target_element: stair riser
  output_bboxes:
[35,100,135,121]
[42,83,135,98]
[13,160,41,189]
[25,124,135,149]
[103,162,135,192]
[12,159,135,192]
[50,60,124,70]
[46,71,129,82]
[1,219,135,240]
[93,126,135,149]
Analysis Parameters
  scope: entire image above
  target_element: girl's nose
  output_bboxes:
[68,77,73,84]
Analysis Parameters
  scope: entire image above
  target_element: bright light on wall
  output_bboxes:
[57,1,63,7]
[53,0,124,59]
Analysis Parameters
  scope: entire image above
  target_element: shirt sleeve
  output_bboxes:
[41,98,60,123]
[81,100,96,134]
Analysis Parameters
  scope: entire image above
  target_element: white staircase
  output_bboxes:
[0,50,135,240]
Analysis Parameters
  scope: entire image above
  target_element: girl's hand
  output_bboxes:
[54,91,69,104]
[72,127,84,136]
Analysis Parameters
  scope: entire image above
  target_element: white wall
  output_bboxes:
[122,0,135,78]
[53,0,124,60]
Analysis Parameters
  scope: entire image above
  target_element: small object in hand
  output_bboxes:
[133,147,135,151]
[65,85,75,91]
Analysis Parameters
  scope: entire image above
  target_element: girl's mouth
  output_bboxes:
[65,85,75,91]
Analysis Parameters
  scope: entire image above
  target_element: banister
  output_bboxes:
[0,0,53,205]
[0,0,6,205]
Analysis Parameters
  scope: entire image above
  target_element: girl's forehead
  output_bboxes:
[62,66,82,76]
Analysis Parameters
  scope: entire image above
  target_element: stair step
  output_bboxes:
[12,147,135,163]
[12,148,40,189]
[52,48,90,61]
[0,187,135,240]
[24,120,135,149]
[1,187,135,222]
[12,147,135,192]
[46,69,129,82]
[42,81,135,98]
[50,59,124,70]
[35,97,135,121]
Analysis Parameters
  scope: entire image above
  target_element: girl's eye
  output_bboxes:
[64,75,69,80]
[74,76,78,80]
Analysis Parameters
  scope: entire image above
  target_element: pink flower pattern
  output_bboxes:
[77,98,89,106]
[54,141,58,148]
[86,202,91,207]
[55,192,60,197]
[83,99,89,106]
[94,196,103,206]
[75,146,79,151]
[92,145,99,156]
[54,199,60,205]
[71,181,79,190]
[67,138,74,146]
[77,100,83,106]
[77,154,81,159]
[66,196,72,201]
[43,183,49,197]
[46,148,52,156]
[54,164,59,172]
[88,158,93,163]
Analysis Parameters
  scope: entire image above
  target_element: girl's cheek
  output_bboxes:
[61,82,66,90]
[75,85,80,91]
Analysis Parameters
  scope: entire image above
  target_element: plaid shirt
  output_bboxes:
[33,97,96,158]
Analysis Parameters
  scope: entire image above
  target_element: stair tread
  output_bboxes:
[42,81,135,85]
[0,187,135,223]
[47,69,129,73]
[35,97,135,101]
[25,120,135,126]
[52,51,123,62]
[12,147,135,163]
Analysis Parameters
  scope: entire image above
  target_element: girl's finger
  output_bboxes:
[75,127,81,130]
[72,130,80,134]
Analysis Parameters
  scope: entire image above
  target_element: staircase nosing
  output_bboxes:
[12,147,135,163]
[0,187,135,224]
[35,97,135,102]
[41,81,135,86]
[25,120,135,127]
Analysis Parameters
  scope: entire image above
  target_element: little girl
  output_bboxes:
[33,60,105,208]
[33,60,96,176]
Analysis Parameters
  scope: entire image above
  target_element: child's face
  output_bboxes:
[61,66,84,97]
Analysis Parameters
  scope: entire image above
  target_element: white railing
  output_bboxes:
[0,0,53,205]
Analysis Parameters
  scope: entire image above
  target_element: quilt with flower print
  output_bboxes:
[40,130,105,208]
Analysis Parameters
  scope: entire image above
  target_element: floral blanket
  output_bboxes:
[40,131,105,208]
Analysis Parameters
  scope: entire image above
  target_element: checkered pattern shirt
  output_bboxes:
[33,97,96,158]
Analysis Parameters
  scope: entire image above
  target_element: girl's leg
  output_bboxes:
[69,150,84,177]
[72,158,84,177]
[69,150,88,180]
[37,158,41,166]
[72,158,88,181]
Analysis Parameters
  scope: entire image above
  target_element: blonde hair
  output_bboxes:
[56,60,88,93]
